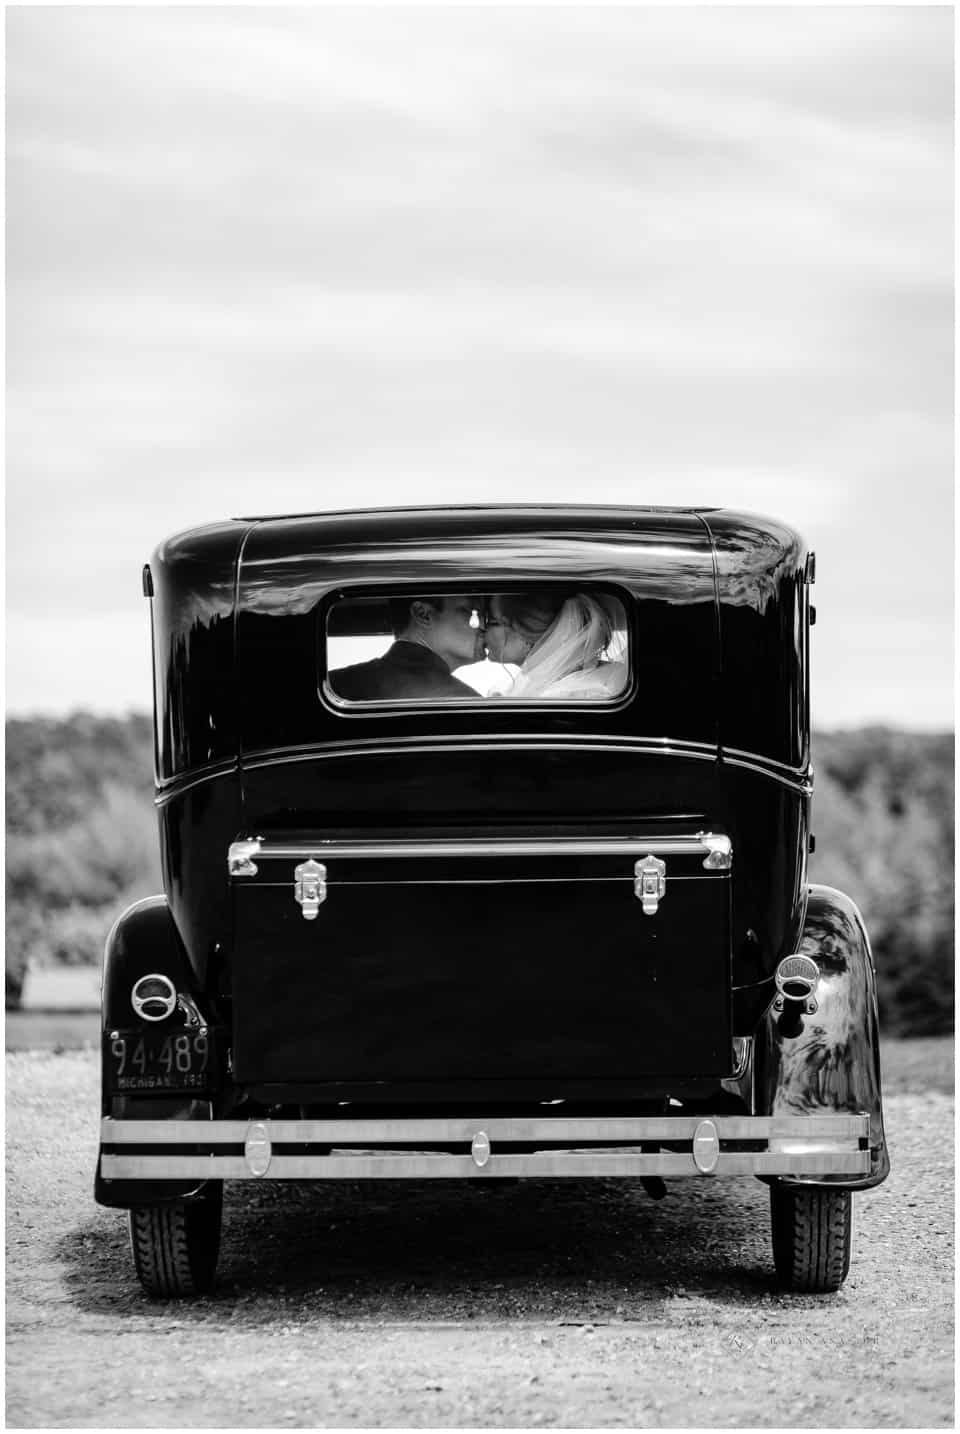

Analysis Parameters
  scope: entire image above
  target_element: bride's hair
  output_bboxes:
[501,591,621,695]
[497,590,567,648]
[501,591,617,654]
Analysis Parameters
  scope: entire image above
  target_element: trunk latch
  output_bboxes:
[294,859,327,920]
[634,855,666,915]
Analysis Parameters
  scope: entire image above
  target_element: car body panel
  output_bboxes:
[755,884,889,1189]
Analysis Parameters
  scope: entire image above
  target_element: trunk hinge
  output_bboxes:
[294,859,327,920]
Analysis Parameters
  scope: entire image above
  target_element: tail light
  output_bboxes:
[130,973,177,1022]
[774,954,820,1014]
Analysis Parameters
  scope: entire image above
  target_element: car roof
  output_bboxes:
[232,503,723,522]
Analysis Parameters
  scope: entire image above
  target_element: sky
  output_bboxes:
[6,6,954,728]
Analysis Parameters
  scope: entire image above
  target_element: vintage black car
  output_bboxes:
[96,505,888,1297]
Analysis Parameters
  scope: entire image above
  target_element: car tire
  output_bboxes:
[770,1183,852,1293]
[128,1182,223,1298]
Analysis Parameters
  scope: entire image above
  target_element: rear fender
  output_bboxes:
[96,895,217,1209]
[754,884,889,1189]
[100,895,198,1039]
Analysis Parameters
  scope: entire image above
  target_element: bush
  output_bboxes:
[810,729,954,1036]
[6,717,159,1004]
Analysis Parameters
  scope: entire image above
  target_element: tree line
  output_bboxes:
[5,714,953,1035]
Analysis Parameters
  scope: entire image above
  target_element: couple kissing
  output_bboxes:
[330,590,627,701]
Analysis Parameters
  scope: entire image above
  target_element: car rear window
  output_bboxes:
[324,589,630,704]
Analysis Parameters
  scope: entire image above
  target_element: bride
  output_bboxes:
[484,590,627,698]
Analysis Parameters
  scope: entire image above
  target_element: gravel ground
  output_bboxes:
[5,1041,954,1429]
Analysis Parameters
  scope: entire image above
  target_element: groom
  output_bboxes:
[329,595,487,700]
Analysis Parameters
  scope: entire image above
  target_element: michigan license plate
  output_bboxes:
[107,1028,221,1092]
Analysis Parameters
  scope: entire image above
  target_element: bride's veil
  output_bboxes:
[509,593,621,697]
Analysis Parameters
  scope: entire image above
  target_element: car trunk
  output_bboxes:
[229,831,732,1087]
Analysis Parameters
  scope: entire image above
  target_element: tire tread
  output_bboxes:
[129,1185,222,1298]
[770,1184,852,1293]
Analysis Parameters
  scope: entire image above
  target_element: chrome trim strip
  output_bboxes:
[151,742,810,797]
[154,759,239,807]
[234,875,719,887]
[102,1114,868,1144]
[227,833,733,875]
[100,1150,870,1180]
[721,750,812,795]
[722,746,808,782]
[240,736,720,771]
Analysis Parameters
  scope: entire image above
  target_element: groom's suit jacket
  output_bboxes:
[329,640,476,701]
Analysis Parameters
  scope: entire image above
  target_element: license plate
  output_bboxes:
[107,1028,221,1092]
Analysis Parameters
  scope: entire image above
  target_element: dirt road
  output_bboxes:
[5,1042,954,1428]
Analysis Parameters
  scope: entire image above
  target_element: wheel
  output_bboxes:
[128,1182,223,1298]
[770,1183,852,1293]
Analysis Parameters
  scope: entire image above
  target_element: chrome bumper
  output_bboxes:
[100,1113,872,1180]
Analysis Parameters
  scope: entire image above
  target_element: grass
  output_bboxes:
[5,1011,99,1052]
[878,1034,954,1096]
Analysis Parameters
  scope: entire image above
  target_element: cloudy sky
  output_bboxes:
[6,6,953,727]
